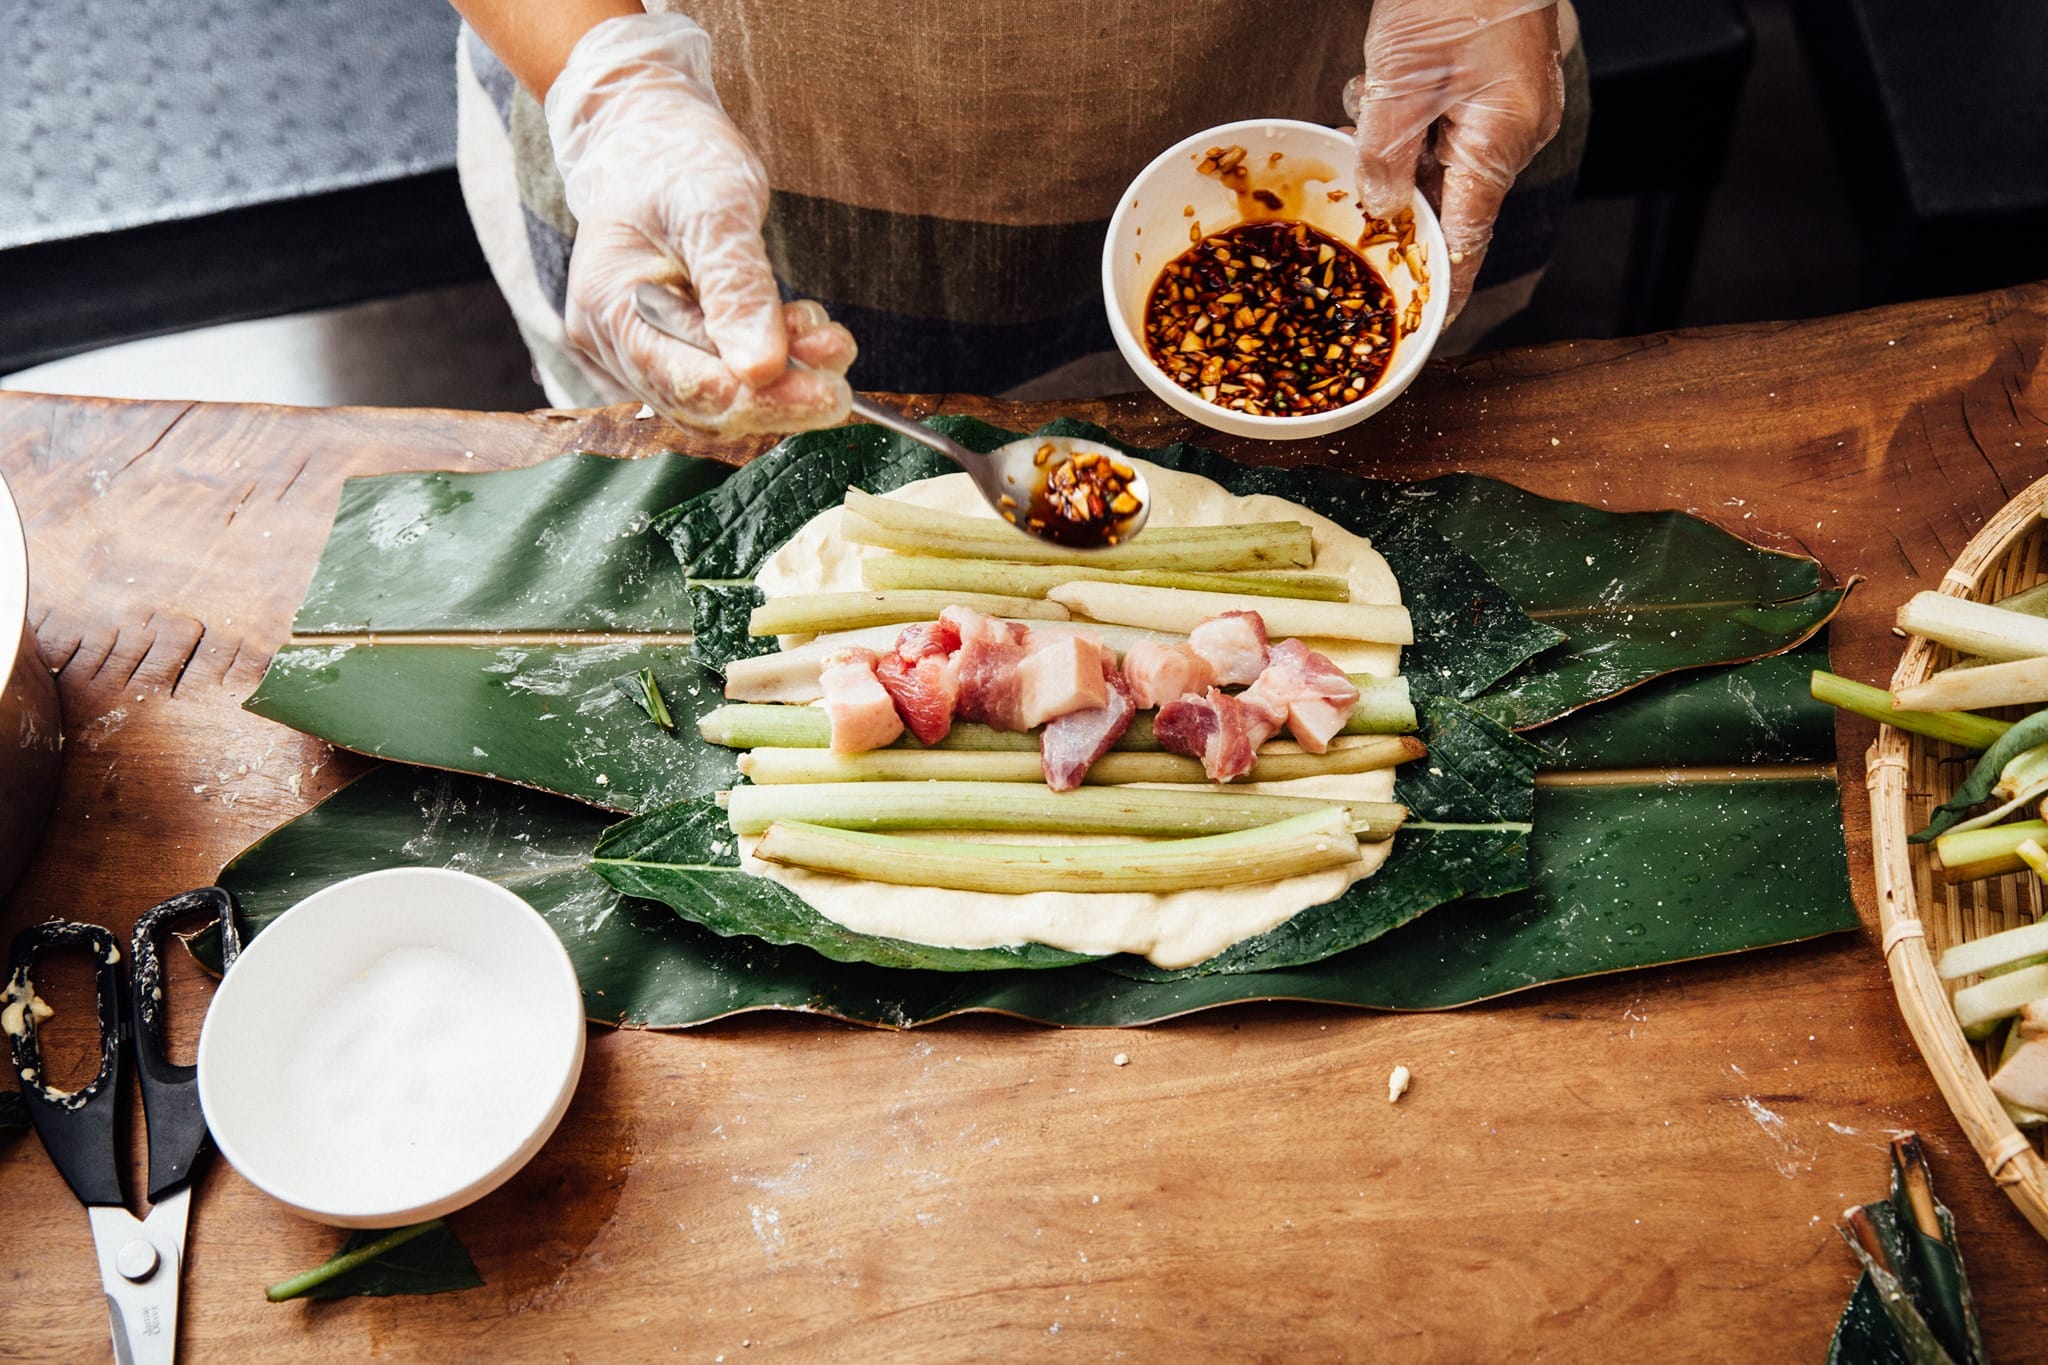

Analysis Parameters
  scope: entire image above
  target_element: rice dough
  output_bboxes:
[743,459,1404,969]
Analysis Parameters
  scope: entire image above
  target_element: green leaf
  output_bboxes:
[270,1220,482,1302]
[685,582,772,673]
[0,1088,25,1132]
[296,451,730,633]
[1913,708,2048,844]
[589,797,1098,972]
[1528,636,1839,770]
[1396,474,1844,728]
[613,667,676,730]
[245,643,734,813]
[209,741,1853,1027]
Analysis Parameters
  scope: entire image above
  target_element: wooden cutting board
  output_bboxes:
[4,282,2048,1357]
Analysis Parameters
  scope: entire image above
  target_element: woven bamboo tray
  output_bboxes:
[1871,469,2048,1238]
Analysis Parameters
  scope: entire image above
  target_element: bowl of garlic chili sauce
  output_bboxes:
[196,867,586,1228]
[1103,119,1447,440]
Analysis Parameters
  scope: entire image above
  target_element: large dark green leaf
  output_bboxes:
[1391,473,1844,728]
[245,421,1838,811]
[210,727,1853,1029]
[0,1089,25,1132]
[591,694,1535,977]
[1527,636,1837,770]
[295,451,730,633]
[245,644,733,813]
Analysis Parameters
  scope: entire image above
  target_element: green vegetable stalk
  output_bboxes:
[266,1220,446,1303]
[751,809,1362,894]
[722,781,1406,840]
[1808,671,2009,751]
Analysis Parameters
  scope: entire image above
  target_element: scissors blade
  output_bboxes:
[88,1188,187,1365]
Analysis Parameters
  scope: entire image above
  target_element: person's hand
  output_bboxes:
[545,13,856,434]
[1344,0,1565,320]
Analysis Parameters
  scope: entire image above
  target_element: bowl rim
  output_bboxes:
[195,865,586,1227]
[0,472,28,685]
[1100,117,1448,435]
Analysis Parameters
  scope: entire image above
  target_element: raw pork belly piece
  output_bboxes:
[941,605,1027,648]
[1154,686,1287,782]
[1016,634,1109,729]
[1121,640,1216,709]
[895,617,961,661]
[1241,639,1361,753]
[818,648,905,754]
[1188,610,1270,686]
[875,651,959,745]
[1040,660,1137,791]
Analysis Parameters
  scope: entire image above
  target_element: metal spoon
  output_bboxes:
[632,283,1149,547]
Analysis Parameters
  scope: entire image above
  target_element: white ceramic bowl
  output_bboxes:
[0,471,61,896]
[1102,118,1449,440]
[197,867,586,1228]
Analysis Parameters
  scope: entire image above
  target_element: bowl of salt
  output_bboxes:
[197,867,586,1227]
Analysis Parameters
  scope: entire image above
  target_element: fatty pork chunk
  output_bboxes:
[1040,657,1136,791]
[818,647,904,754]
[1121,640,1215,709]
[874,617,962,745]
[1155,687,1286,783]
[947,607,1111,733]
[1241,638,1361,753]
[1187,610,1269,685]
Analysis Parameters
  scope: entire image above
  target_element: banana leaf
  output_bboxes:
[293,450,730,633]
[210,641,1855,1027]
[247,642,731,812]
[1527,636,1837,770]
[589,694,1536,976]
[244,420,1842,811]
[0,1089,24,1131]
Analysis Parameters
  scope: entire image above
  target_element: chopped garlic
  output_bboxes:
[1387,1064,1412,1103]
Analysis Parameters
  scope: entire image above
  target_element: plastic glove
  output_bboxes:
[1344,0,1565,321]
[545,13,856,435]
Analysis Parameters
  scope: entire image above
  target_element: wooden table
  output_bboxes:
[5,284,2048,1358]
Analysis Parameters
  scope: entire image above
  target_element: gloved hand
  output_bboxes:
[545,13,856,435]
[1344,0,1566,321]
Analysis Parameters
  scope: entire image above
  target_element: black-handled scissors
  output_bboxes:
[4,888,243,1365]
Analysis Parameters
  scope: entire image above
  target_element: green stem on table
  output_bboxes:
[265,1220,444,1303]
[735,734,1425,786]
[860,555,1352,602]
[722,781,1407,840]
[1809,670,2010,750]
[751,809,1362,894]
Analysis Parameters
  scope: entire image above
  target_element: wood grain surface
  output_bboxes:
[4,284,2048,1359]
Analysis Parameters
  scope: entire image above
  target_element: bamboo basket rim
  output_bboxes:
[1870,467,2048,1239]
